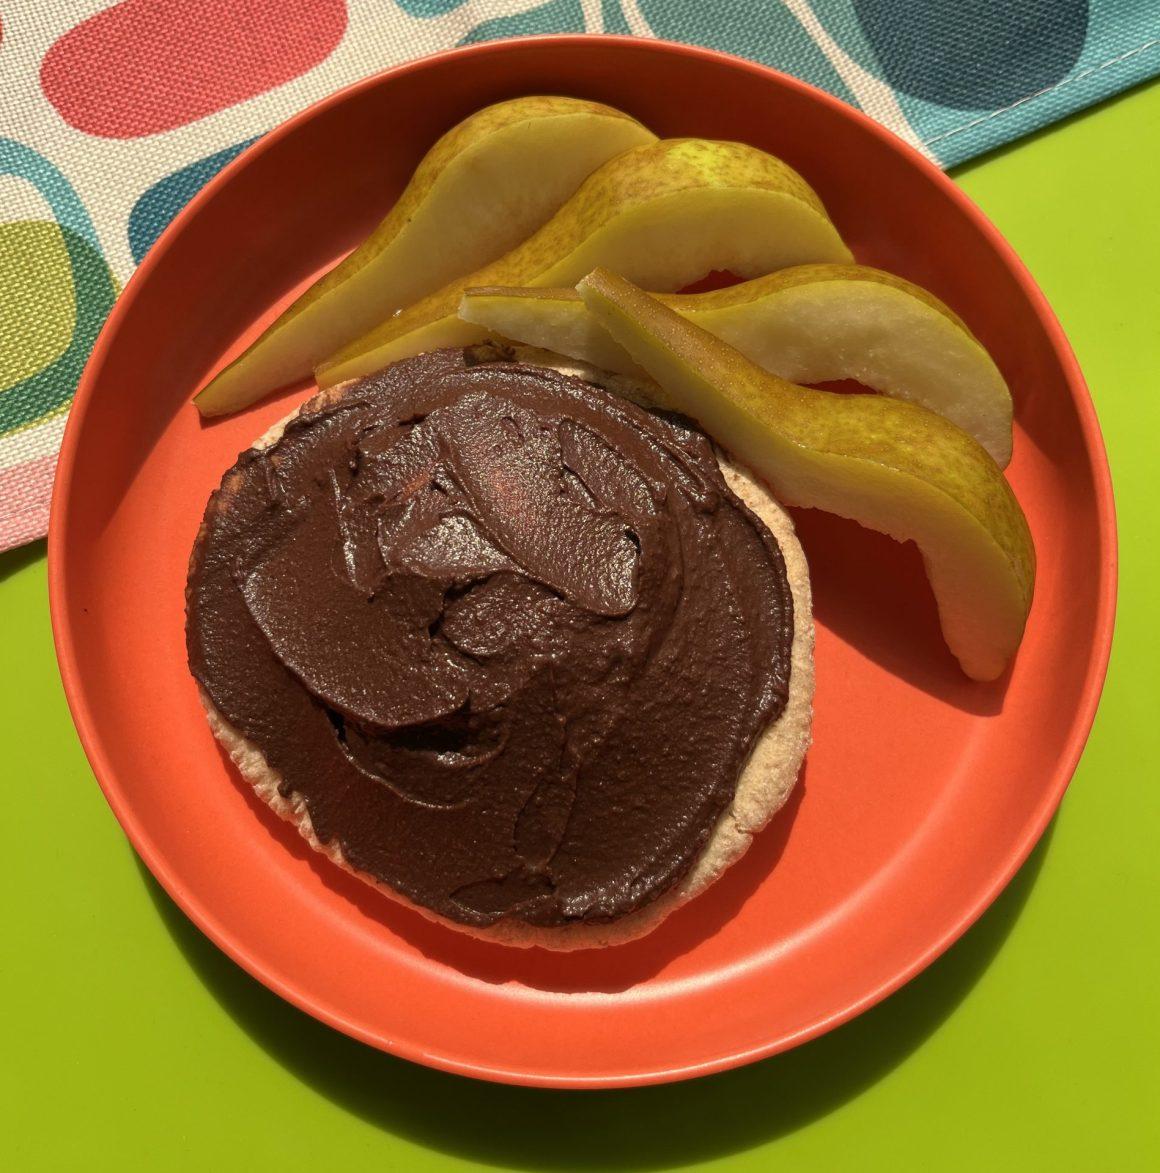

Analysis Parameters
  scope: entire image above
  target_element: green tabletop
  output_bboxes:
[3,81,1157,1172]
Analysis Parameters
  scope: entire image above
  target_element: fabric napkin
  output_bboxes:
[3,0,1157,550]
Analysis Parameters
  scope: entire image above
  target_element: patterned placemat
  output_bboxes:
[3,0,1157,550]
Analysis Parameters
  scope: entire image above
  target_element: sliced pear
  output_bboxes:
[459,265,1013,465]
[315,138,852,387]
[194,96,656,416]
[575,268,1033,681]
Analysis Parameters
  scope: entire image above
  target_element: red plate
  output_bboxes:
[49,36,1116,1088]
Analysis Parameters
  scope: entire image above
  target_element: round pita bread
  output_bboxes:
[194,351,814,950]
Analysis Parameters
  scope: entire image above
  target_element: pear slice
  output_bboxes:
[314,138,852,387]
[459,265,1013,465]
[575,268,1034,681]
[194,96,656,416]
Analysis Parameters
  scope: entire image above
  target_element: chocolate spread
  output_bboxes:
[187,348,794,927]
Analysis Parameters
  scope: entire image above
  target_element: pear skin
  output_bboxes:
[315,138,852,387]
[575,268,1034,681]
[459,265,1013,465]
[194,96,656,416]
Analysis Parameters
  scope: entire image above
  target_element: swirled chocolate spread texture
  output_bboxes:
[187,349,794,927]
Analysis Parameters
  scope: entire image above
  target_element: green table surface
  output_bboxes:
[3,80,1158,1173]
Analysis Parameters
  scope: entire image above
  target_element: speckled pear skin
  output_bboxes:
[576,268,1034,682]
[459,263,1013,465]
[194,96,656,416]
[315,138,851,386]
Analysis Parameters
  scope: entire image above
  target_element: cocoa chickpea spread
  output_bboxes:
[187,348,794,927]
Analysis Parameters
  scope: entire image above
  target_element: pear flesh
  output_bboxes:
[194,96,656,416]
[315,138,852,387]
[575,268,1034,682]
[459,265,1013,466]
